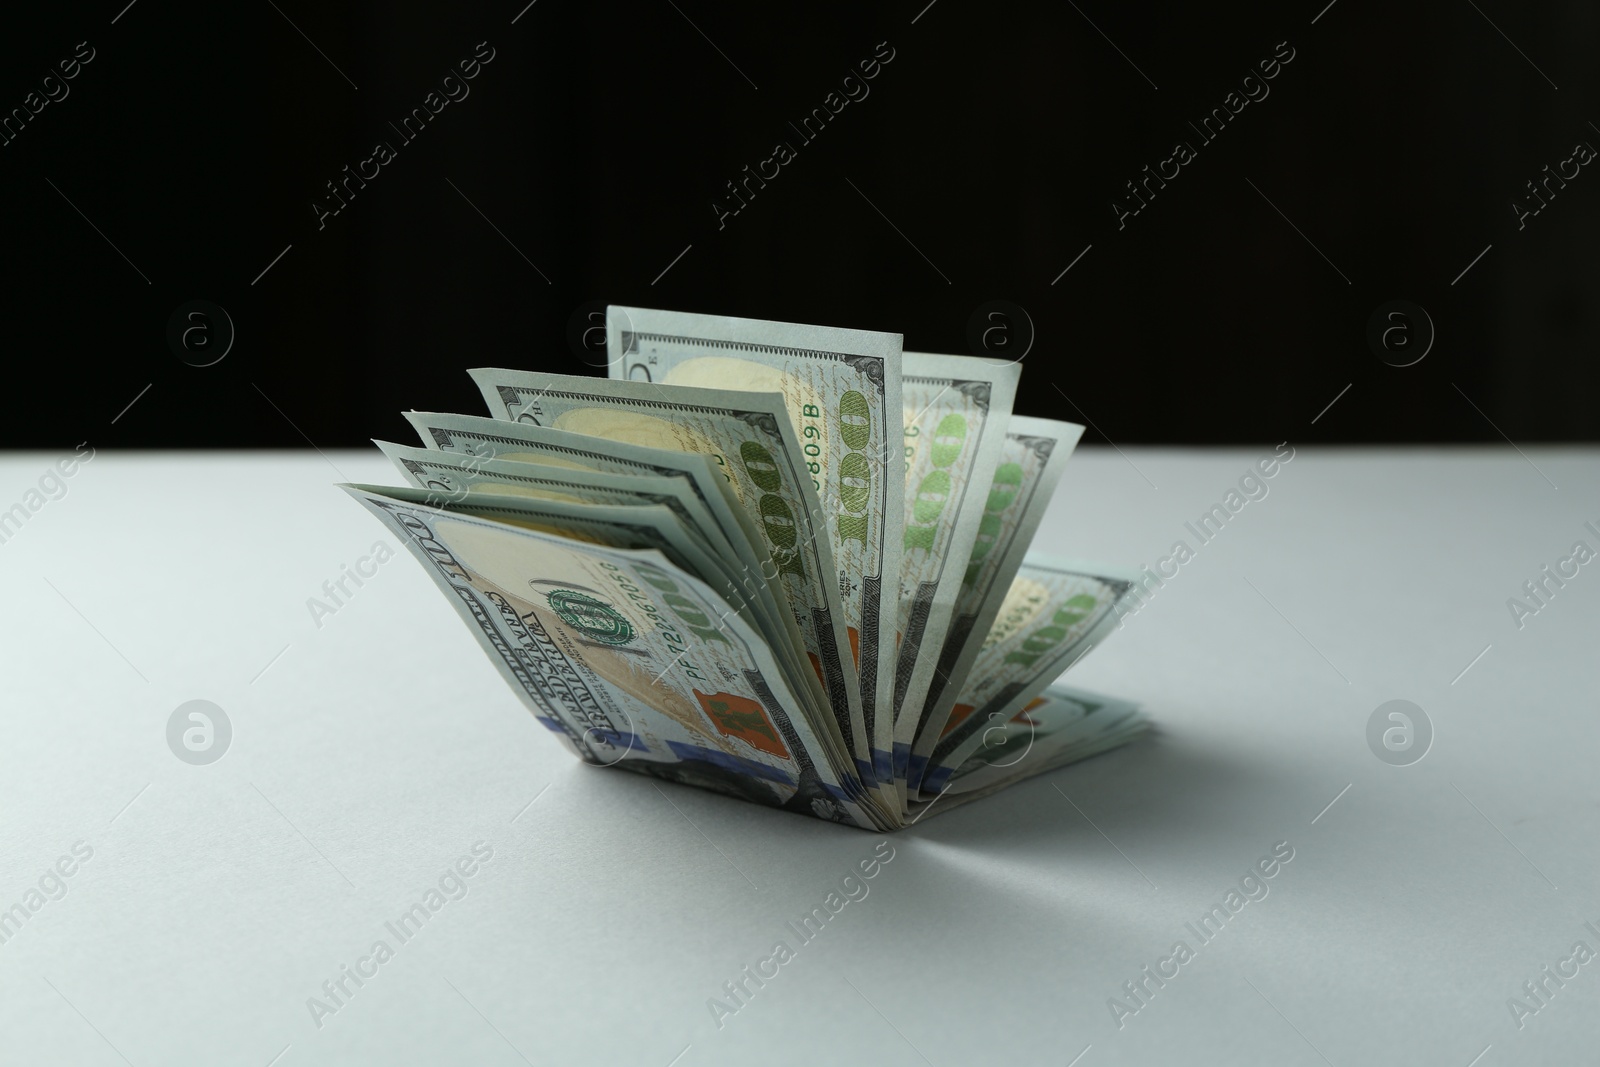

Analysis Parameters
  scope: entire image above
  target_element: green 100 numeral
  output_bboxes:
[835,391,872,544]
[638,562,731,645]
[904,413,968,551]
[1003,593,1098,667]
[963,462,1023,587]
[738,441,806,578]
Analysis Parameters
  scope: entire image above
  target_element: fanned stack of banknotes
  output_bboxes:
[344,307,1148,830]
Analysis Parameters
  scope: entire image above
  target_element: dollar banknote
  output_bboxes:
[906,687,1148,818]
[920,556,1138,796]
[464,369,881,795]
[399,410,767,591]
[941,687,1146,796]
[348,482,743,627]
[602,306,904,792]
[343,485,883,828]
[908,415,1084,791]
[889,354,1020,785]
[395,412,831,728]
[365,475,895,826]
[376,439,737,562]
[373,440,796,652]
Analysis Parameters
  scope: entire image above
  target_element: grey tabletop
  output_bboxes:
[1,445,1595,1066]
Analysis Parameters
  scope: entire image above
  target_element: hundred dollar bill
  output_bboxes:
[373,440,792,648]
[603,305,904,791]
[392,417,825,715]
[366,482,876,815]
[343,485,882,829]
[909,415,1083,790]
[400,411,783,625]
[347,483,741,626]
[890,353,1020,783]
[942,688,1146,796]
[464,369,877,792]
[376,439,737,559]
[907,687,1147,819]
[920,556,1137,796]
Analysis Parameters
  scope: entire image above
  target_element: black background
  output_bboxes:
[3,0,1596,449]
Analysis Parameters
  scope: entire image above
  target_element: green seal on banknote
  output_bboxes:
[545,589,635,646]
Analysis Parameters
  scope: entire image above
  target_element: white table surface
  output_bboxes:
[1,445,1596,1066]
